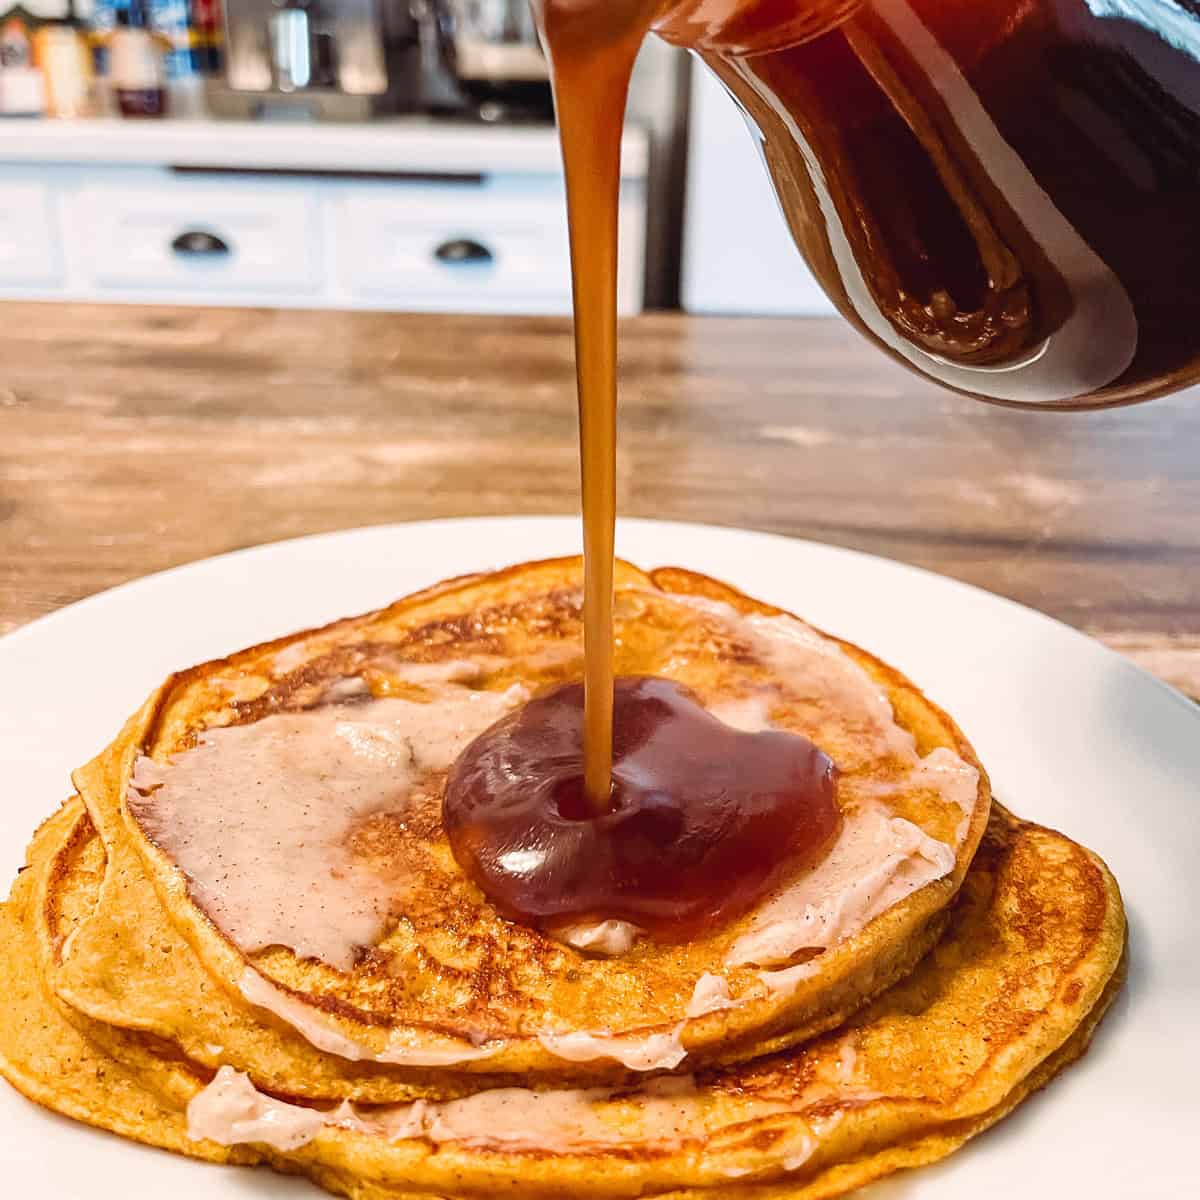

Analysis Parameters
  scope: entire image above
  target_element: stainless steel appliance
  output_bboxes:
[210,0,393,119]
[447,0,551,121]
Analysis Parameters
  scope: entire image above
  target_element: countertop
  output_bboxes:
[1,302,1196,700]
[0,117,649,177]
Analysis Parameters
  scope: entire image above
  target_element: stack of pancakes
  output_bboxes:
[0,560,1126,1198]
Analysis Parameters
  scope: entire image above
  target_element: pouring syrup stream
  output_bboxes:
[536,0,659,812]
[443,3,851,927]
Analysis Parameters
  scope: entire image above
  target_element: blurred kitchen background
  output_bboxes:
[0,0,832,315]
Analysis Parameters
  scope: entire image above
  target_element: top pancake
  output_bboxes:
[68,558,991,1092]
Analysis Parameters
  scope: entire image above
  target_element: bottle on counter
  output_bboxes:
[0,9,46,117]
[149,0,211,117]
[110,0,167,117]
[188,0,224,77]
[33,1,95,119]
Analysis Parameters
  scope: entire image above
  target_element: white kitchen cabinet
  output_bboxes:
[0,119,648,315]
[335,183,571,310]
[72,175,323,295]
[0,178,61,287]
[331,177,643,315]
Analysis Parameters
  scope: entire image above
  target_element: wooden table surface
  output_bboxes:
[2,302,1197,701]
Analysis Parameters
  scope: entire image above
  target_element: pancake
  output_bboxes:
[61,559,990,1096]
[4,797,1126,1198]
[0,802,257,1168]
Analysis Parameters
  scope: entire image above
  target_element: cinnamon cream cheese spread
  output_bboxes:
[555,919,642,956]
[686,973,736,1018]
[725,803,957,971]
[672,598,922,766]
[240,961,692,1071]
[238,961,692,1072]
[237,969,504,1067]
[128,680,529,971]
[536,1027,689,1072]
[188,1058,865,1158]
[189,1065,328,1152]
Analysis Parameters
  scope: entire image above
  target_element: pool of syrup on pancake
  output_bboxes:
[443,677,841,938]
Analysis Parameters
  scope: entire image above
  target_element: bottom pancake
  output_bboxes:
[309,974,1123,1200]
[0,804,256,1168]
[2,799,1126,1199]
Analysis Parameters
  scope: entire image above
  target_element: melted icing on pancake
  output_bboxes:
[686,973,736,1017]
[726,802,958,969]
[555,919,642,956]
[238,962,711,1071]
[670,597,921,767]
[188,1039,875,1155]
[537,1025,689,1071]
[188,1065,326,1151]
[128,682,527,970]
[238,970,504,1066]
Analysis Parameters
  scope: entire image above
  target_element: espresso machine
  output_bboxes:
[205,0,554,122]
[208,0,459,119]
[445,0,552,122]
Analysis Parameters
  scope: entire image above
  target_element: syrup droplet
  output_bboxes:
[443,677,840,939]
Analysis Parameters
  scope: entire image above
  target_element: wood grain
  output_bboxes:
[1,302,1196,700]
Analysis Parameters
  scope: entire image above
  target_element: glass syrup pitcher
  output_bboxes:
[551,0,1200,409]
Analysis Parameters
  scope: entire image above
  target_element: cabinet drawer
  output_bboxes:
[72,180,321,294]
[333,183,571,311]
[0,179,61,287]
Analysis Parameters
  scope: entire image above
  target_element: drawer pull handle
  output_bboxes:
[171,230,231,257]
[434,238,493,266]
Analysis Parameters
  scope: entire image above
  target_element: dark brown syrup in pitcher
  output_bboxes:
[654,0,1200,407]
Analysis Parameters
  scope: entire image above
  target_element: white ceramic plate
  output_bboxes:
[1,517,1196,1197]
